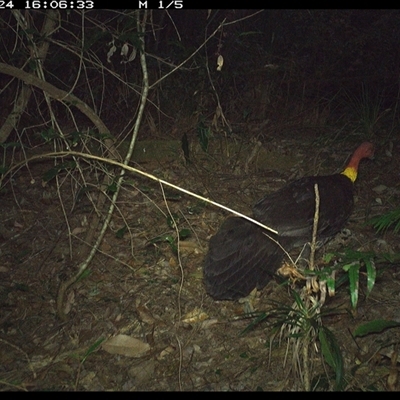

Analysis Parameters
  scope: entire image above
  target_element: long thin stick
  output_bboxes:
[2,150,278,235]
[309,183,320,271]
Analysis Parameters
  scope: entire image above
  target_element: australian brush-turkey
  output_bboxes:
[204,142,375,300]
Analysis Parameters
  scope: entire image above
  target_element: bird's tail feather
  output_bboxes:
[204,217,284,300]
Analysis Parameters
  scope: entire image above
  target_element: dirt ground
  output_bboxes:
[1,135,400,391]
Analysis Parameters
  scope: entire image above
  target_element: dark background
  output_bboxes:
[1,9,399,147]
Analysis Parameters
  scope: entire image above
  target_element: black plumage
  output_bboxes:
[204,142,375,300]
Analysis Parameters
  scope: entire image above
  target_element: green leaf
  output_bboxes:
[197,119,212,153]
[291,289,307,313]
[14,283,29,292]
[43,167,60,182]
[369,208,400,234]
[353,319,400,337]
[165,193,182,201]
[1,142,21,149]
[239,312,268,336]
[187,202,206,215]
[77,269,91,282]
[40,127,59,142]
[347,263,359,309]
[326,274,336,297]
[181,132,190,162]
[42,161,77,182]
[166,214,179,229]
[107,182,118,194]
[150,234,177,253]
[137,185,152,193]
[69,130,86,146]
[81,337,105,363]
[179,228,191,240]
[319,326,344,391]
[342,249,375,262]
[364,258,376,296]
[150,234,174,244]
[116,226,127,239]
[75,185,91,202]
[323,252,336,263]
[84,30,109,51]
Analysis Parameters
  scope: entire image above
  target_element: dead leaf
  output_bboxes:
[64,290,75,315]
[128,360,155,384]
[388,348,399,391]
[179,241,200,255]
[169,256,177,268]
[372,185,387,194]
[157,346,175,360]
[71,227,86,235]
[101,241,112,252]
[136,304,157,325]
[14,221,24,229]
[182,307,209,324]
[102,334,150,358]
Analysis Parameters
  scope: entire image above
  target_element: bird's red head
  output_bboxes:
[342,142,374,182]
[356,142,375,159]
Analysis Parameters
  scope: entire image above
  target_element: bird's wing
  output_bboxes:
[253,174,354,242]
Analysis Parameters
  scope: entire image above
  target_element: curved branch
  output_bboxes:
[0,62,121,159]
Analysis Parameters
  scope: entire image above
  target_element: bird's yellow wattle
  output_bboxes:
[341,167,357,183]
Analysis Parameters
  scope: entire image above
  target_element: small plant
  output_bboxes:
[149,213,191,254]
[243,246,400,390]
[282,288,344,391]
[242,285,345,391]
[343,84,388,136]
[196,117,212,153]
[74,337,105,390]
[369,208,400,234]
[322,249,377,311]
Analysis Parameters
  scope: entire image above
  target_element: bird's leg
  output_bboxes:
[238,287,259,313]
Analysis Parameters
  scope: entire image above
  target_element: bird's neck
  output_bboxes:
[341,143,373,182]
